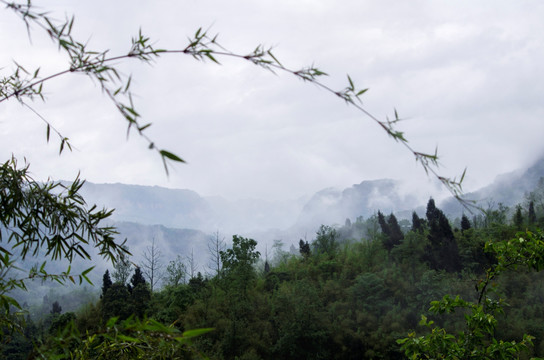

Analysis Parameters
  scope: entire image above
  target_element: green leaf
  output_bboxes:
[460,167,467,184]
[267,50,282,67]
[347,75,354,89]
[106,316,119,328]
[205,52,220,64]
[159,150,185,163]
[356,88,368,96]
[182,327,214,339]
[117,334,140,343]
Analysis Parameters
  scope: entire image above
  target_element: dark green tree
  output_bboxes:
[131,283,151,319]
[461,214,471,232]
[299,239,311,258]
[50,301,62,315]
[513,204,524,230]
[101,270,113,299]
[377,211,391,238]
[378,211,404,252]
[387,213,404,251]
[188,272,207,294]
[101,283,132,322]
[411,211,425,233]
[129,267,146,292]
[424,198,461,272]
[529,200,537,226]
[128,267,151,318]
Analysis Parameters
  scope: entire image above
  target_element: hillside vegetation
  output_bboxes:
[5,181,544,359]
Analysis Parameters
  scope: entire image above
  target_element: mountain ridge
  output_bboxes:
[68,156,544,250]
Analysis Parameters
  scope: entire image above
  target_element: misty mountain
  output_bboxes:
[440,156,544,216]
[70,155,544,251]
[293,179,422,231]
[73,179,423,248]
[113,221,210,271]
[75,182,215,229]
[76,182,307,234]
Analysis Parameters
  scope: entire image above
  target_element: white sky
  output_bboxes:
[2,1,544,202]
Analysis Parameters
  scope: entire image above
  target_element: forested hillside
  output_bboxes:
[5,181,544,359]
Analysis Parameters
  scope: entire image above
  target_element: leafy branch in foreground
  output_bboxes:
[38,316,213,359]
[398,230,544,359]
[0,157,129,334]
[2,0,467,198]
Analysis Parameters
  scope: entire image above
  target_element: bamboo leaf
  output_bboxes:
[356,88,368,96]
[159,150,185,163]
[182,328,214,339]
[347,75,354,90]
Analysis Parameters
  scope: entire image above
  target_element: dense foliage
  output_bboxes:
[4,187,544,359]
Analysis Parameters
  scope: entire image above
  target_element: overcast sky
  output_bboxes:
[2,1,544,202]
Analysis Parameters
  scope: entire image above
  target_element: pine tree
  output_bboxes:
[461,214,471,232]
[101,270,112,299]
[528,201,537,226]
[101,283,131,322]
[411,212,425,233]
[129,266,146,292]
[513,205,524,230]
[426,198,439,224]
[387,213,404,248]
[50,301,62,315]
[128,267,150,319]
[377,211,391,237]
[424,198,461,272]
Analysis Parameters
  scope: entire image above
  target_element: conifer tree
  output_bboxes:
[130,267,146,292]
[50,301,62,315]
[101,283,131,322]
[377,211,391,238]
[460,214,471,232]
[128,267,151,319]
[513,205,524,230]
[387,213,404,249]
[411,211,425,233]
[424,198,461,272]
[378,211,403,252]
[101,270,112,299]
[529,200,537,226]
